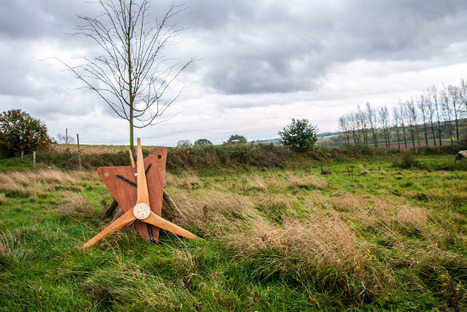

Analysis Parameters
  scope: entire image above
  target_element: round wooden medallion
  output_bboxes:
[133,203,151,220]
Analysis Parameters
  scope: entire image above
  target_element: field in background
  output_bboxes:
[0,148,465,311]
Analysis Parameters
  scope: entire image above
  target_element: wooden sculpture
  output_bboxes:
[82,138,199,248]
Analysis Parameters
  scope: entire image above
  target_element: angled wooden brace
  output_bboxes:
[82,139,200,249]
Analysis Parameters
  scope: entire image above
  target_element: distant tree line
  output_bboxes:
[338,79,467,148]
[177,119,319,153]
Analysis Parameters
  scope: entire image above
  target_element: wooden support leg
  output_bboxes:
[163,189,185,220]
[103,199,119,219]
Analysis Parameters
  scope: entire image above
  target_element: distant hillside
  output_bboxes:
[254,138,282,145]
[254,131,340,147]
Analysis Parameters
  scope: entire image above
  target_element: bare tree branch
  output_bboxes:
[62,0,192,149]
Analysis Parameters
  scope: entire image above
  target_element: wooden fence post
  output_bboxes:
[77,133,82,171]
[33,151,36,168]
[65,148,70,168]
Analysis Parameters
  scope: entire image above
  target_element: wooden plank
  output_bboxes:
[136,138,150,205]
[97,147,167,242]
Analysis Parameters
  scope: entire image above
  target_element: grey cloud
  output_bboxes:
[176,0,467,95]
[0,0,87,40]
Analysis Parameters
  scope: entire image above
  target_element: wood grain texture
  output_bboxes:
[82,209,136,249]
[128,149,135,168]
[144,211,200,240]
[96,147,167,242]
[136,138,150,205]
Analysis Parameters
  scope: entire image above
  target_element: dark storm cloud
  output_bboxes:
[173,0,467,95]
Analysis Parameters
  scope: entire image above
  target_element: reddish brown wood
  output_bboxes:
[97,147,167,242]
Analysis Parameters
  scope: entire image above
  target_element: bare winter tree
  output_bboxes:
[366,102,378,147]
[427,86,443,146]
[416,94,429,147]
[392,106,402,149]
[64,0,192,149]
[349,112,360,145]
[461,79,467,113]
[425,89,438,146]
[378,105,390,148]
[440,86,455,145]
[338,115,351,145]
[447,84,462,142]
[406,99,418,148]
[356,105,369,145]
[398,102,409,149]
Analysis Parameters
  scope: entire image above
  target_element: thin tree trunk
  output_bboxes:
[402,127,408,149]
[396,128,401,149]
[423,123,428,146]
[430,124,437,146]
[129,114,134,150]
[437,120,442,146]
[127,9,134,151]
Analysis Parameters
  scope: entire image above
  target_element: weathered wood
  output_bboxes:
[128,148,135,168]
[112,207,124,221]
[136,138,150,205]
[96,146,167,242]
[163,189,185,220]
[144,212,199,239]
[77,133,82,171]
[83,139,198,248]
[82,210,136,249]
[103,199,119,219]
[33,151,36,168]
[105,190,185,221]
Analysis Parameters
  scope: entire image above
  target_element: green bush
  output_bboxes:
[0,109,51,157]
[392,152,419,169]
[278,119,318,152]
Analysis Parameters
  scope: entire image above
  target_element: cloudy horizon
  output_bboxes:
[1,0,467,146]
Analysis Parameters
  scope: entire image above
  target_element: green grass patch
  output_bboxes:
[0,151,465,311]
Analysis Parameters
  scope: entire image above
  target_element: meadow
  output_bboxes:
[0,146,465,311]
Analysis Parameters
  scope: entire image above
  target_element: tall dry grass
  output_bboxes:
[58,191,93,216]
[0,169,96,197]
[225,212,365,274]
[167,189,254,233]
[286,172,330,190]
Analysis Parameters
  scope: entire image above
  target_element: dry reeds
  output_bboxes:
[360,164,371,176]
[167,189,254,231]
[165,172,203,190]
[332,193,364,212]
[58,192,93,216]
[287,172,330,190]
[0,169,94,198]
[396,207,430,228]
[225,212,365,274]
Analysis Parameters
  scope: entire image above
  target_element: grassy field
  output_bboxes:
[0,152,465,311]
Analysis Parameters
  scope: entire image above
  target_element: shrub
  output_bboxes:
[0,109,51,157]
[278,119,318,152]
[194,138,213,146]
[392,152,419,169]
[226,134,247,145]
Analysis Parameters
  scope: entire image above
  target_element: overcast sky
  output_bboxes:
[1,0,467,146]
